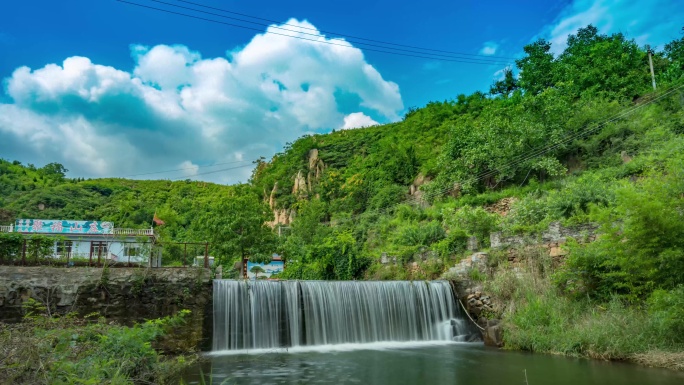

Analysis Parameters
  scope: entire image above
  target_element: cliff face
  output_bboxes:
[267,148,326,227]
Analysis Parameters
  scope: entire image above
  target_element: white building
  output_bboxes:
[1,219,158,266]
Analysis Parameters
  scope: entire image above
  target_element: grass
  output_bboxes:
[483,249,684,371]
[0,303,195,384]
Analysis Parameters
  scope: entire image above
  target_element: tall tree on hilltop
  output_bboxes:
[489,68,519,98]
[555,25,649,99]
[515,39,556,95]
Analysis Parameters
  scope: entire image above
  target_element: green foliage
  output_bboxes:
[648,286,684,344]
[195,185,276,264]
[2,24,684,291]
[0,232,24,262]
[0,311,193,385]
[555,155,684,302]
[504,172,618,232]
[395,221,445,247]
[444,206,499,246]
[281,229,368,280]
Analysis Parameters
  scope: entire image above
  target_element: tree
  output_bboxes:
[663,35,684,82]
[515,39,556,95]
[489,68,519,98]
[250,265,266,279]
[555,25,649,98]
[39,163,68,179]
[197,186,276,264]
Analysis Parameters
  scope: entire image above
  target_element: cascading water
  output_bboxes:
[212,280,476,352]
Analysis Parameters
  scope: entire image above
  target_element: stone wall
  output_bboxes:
[490,221,599,249]
[0,266,214,348]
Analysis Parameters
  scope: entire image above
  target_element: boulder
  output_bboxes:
[483,319,504,347]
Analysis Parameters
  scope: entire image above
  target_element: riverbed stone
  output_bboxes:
[483,319,504,347]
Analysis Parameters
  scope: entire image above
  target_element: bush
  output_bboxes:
[648,286,684,344]
[395,221,446,247]
[0,311,193,385]
[444,205,499,246]
[555,161,684,302]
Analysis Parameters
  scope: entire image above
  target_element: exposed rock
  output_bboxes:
[408,173,432,199]
[549,246,567,257]
[485,197,517,217]
[268,182,278,210]
[467,236,479,251]
[449,183,461,198]
[412,173,429,187]
[293,170,307,197]
[307,149,325,192]
[491,221,599,250]
[483,319,504,347]
[266,208,296,228]
[441,252,488,282]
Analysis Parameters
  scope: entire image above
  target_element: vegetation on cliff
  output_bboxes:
[1,25,684,367]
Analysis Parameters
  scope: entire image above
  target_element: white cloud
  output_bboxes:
[0,19,403,183]
[542,0,684,55]
[341,112,379,130]
[479,41,499,56]
[178,160,200,177]
[492,66,514,81]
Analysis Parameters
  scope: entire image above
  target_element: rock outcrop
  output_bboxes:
[483,319,504,347]
[485,197,517,216]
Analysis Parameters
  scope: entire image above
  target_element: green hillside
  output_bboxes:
[2,24,684,366]
[2,25,684,277]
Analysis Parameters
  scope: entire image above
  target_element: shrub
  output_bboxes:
[648,286,684,344]
[395,221,446,247]
[0,311,192,385]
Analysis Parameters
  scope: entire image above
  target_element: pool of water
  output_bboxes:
[182,342,684,385]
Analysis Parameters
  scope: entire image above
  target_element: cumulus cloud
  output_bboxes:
[178,160,200,177]
[479,41,499,56]
[340,112,379,130]
[542,0,684,55]
[0,19,403,183]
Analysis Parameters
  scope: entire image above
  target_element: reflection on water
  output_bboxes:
[183,343,684,385]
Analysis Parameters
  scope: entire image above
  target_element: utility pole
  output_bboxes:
[647,45,656,90]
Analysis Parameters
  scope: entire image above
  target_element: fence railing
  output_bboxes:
[0,225,154,236]
[112,228,154,236]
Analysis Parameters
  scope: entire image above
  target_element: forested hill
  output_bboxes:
[252,25,682,214]
[2,25,684,278]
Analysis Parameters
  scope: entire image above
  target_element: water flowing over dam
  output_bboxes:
[212,280,474,351]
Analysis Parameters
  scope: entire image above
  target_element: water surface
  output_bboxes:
[183,343,684,385]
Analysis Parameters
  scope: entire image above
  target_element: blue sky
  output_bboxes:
[0,0,681,183]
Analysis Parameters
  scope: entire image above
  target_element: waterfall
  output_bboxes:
[213,280,475,351]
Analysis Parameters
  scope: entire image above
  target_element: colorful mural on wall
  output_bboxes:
[15,219,114,235]
[246,260,284,279]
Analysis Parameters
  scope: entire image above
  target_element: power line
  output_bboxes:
[322,83,684,225]
[401,83,684,207]
[169,0,518,61]
[170,163,255,180]
[116,0,513,65]
[144,0,511,64]
[123,159,254,178]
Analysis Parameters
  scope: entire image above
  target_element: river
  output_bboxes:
[196,280,683,384]
[182,343,684,384]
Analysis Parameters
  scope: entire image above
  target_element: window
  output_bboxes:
[91,242,108,256]
[56,241,72,255]
[125,245,140,257]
